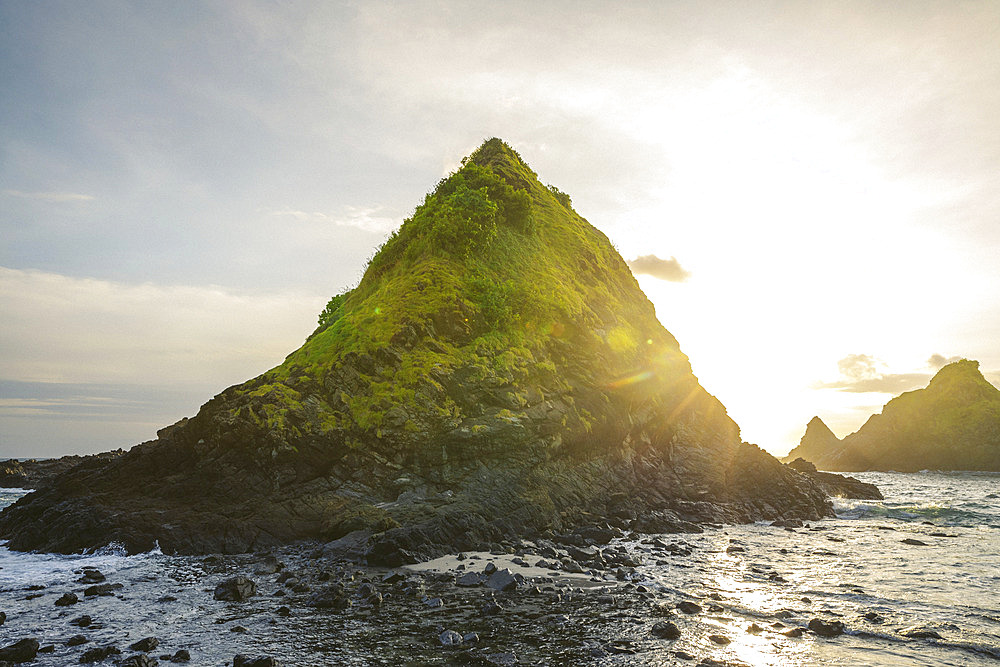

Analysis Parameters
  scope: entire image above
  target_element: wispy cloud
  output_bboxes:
[627,254,691,282]
[927,353,964,369]
[267,205,399,234]
[816,353,929,394]
[1,189,95,202]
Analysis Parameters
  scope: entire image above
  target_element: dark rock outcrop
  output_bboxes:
[0,139,833,558]
[786,458,882,499]
[785,360,1000,471]
[0,450,123,489]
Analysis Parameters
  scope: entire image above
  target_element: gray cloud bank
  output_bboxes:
[627,255,691,282]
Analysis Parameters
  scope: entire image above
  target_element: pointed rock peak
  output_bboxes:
[804,416,838,439]
[929,358,984,386]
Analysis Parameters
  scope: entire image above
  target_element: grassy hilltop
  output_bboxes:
[0,139,830,558]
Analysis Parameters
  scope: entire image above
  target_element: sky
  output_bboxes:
[2,1,999,458]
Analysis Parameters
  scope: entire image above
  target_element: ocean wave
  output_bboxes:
[832,497,997,527]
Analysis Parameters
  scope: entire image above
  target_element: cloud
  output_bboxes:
[837,353,882,381]
[927,353,963,369]
[1,189,95,202]
[267,205,399,234]
[817,354,929,394]
[0,266,325,387]
[627,255,691,282]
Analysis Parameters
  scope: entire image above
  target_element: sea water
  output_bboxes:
[0,472,997,665]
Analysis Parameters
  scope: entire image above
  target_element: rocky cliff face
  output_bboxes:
[784,360,1000,472]
[0,139,832,559]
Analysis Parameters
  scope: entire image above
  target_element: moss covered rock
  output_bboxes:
[0,139,831,557]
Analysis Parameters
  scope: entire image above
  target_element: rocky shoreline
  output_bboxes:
[0,523,868,667]
[5,487,982,667]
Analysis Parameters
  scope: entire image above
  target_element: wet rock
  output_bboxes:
[233,656,281,667]
[439,629,463,646]
[771,519,803,528]
[306,585,350,610]
[676,601,702,614]
[726,545,745,553]
[900,626,943,639]
[0,611,5,626]
[129,637,159,652]
[673,650,696,660]
[214,576,256,601]
[67,635,89,646]
[485,652,517,666]
[157,596,177,603]
[456,572,483,587]
[170,650,191,662]
[561,558,585,574]
[747,623,764,634]
[79,646,122,663]
[254,555,283,575]
[901,538,929,546]
[55,592,79,606]
[863,611,883,623]
[783,627,805,638]
[651,620,681,640]
[70,615,93,627]
[481,599,504,616]
[483,562,497,576]
[708,634,731,645]
[808,618,845,637]
[462,632,479,643]
[121,655,158,667]
[486,568,519,592]
[78,568,106,584]
[84,583,123,597]
[0,638,40,663]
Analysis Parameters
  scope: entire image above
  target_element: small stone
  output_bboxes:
[456,572,482,587]
[676,601,702,614]
[79,646,122,663]
[120,655,158,667]
[900,626,943,639]
[747,623,764,634]
[213,576,256,602]
[901,538,929,546]
[170,649,191,662]
[55,592,79,606]
[67,635,89,646]
[486,568,519,592]
[651,620,681,640]
[462,632,480,643]
[0,638,40,663]
[70,615,93,627]
[709,634,731,645]
[783,627,805,637]
[84,583,123,597]
[439,629,463,646]
[129,637,159,652]
[233,656,281,667]
[484,562,498,576]
[808,618,846,637]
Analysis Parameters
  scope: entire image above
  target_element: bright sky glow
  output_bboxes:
[2,1,999,457]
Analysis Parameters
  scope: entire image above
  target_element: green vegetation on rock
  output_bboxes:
[0,138,833,558]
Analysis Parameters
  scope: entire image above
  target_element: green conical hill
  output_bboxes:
[0,139,831,558]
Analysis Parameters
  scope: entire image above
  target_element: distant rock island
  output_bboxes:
[785,359,1000,472]
[1,139,838,560]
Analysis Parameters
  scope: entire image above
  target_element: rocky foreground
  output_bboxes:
[2,504,985,667]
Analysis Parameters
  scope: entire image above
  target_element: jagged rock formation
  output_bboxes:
[785,458,883,499]
[0,451,124,489]
[784,360,1000,472]
[0,139,832,559]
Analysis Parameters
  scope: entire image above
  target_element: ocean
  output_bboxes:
[0,471,998,665]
